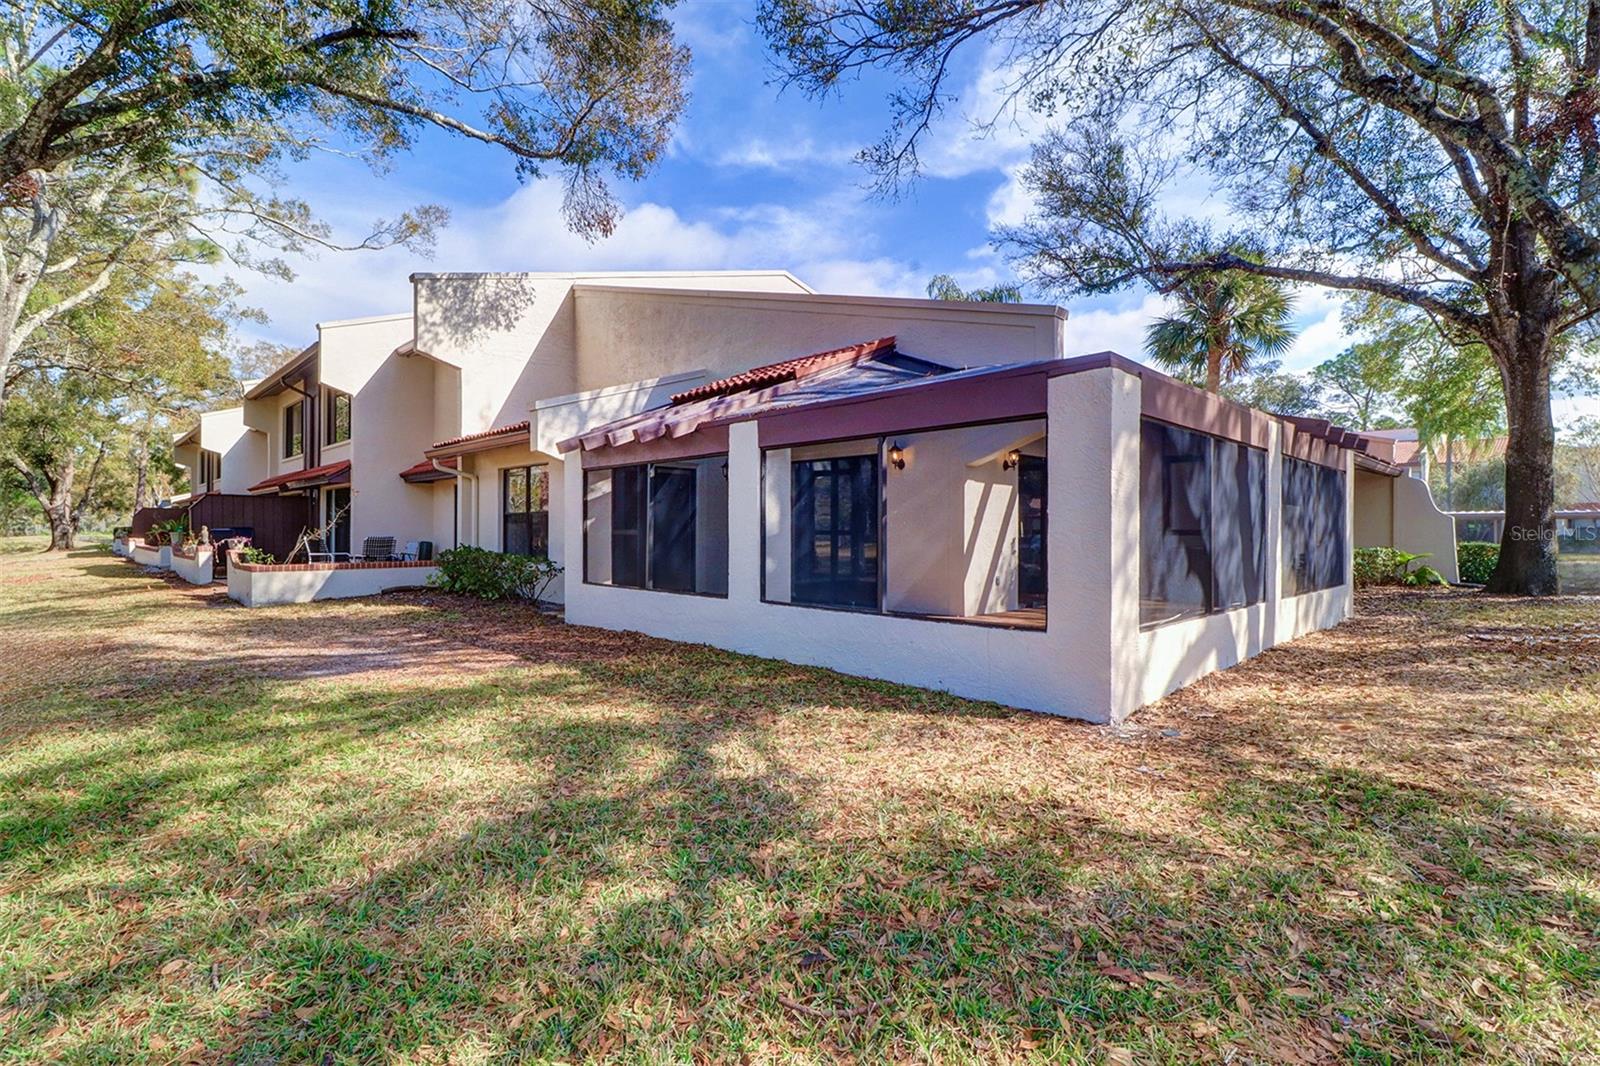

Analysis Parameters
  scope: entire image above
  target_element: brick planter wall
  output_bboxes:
[226,551,438,607]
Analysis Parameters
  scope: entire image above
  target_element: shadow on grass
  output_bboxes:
[3,658,1596,1061]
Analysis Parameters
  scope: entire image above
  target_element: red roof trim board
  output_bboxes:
[669,337,896,405]
[246,459,351,494]
[399,456,458,483]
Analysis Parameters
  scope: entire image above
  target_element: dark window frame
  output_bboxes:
[283,400,304,459]
[324,388,352,445]
[581,457,730,598]
[1139,418,1269,629]
[1281,454,1347,596]
[501,464,550,558]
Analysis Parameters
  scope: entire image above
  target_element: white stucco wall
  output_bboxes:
[572,286,1067,390]
[412,271,806,442]
[227,562,439,606]
[202,407,266,494]
[170,546,215,585]
[314,313,438,551]
[1354,468,1459,583]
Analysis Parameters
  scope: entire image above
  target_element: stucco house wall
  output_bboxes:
[411,271,808,443]
[313,313,436,551]
[571,286,1067,390]
[1353,467,1459,583]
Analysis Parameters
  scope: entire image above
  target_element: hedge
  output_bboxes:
[1456,541,1499,585]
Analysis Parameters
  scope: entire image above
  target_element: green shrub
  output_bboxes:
[238,546,276,565]
[428,546,562,602]
[1353,546,1405,587]
[1456,541,1499,585]
[1354,547,1447,587]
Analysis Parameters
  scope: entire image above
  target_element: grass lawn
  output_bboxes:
[2,542,1598,1063]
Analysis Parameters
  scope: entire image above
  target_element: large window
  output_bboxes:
[584,456,728,596]
[792,454,879,609]
[502,465,550,557]
[1282,455,1347,595]
[1140,420,1267,627]
[324,388,351,445]
[283,400,303,458]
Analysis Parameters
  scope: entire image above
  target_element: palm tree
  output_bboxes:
[1145,272,1297,393]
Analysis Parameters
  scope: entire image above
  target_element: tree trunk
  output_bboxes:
[41,455,76,552]
[1205,341,1223,392]
[133,432,149,512]
[1444,435,1455,510]
[1487,354,1560,594]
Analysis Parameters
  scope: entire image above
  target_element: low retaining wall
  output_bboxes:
[226,554,439,607]
[170,545,216,586]
[129,541,171,569]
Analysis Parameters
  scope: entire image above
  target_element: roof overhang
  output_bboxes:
[561,349,1373,476]
[424,421,531,458]
[399,456,458,483]
[247,459,351,494]
[243,343,320,400]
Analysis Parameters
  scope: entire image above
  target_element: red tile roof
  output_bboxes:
[398,456,458,483]
[247,459,351,494]
[670,337,896,405]
[429,420,531,451]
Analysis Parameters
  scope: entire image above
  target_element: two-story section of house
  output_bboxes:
[402,271,1068,600]
[172,405,268,499]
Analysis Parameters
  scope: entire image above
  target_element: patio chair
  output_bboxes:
[306,538,350,563]
[400,540,420,561]
[351,536,397,562]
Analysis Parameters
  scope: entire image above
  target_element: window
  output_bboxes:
[502,465,550,557]
[584,456,728,596]
[198,450,221,490]
[792,454,879,609]
[1282,455,1346,595]
[324,389,351,445]
[1140,420,1267,627]
[283,400,303,458]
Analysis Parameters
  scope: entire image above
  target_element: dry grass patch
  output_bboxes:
[1,541,1597,1063]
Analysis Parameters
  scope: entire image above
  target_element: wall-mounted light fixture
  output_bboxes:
[887,443,906,470]
[1002,449,1021,470]
[720,460,729,479]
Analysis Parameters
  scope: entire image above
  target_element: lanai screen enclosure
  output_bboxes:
[557,346,1370,724]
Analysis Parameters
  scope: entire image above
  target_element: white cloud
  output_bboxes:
[1060,293,1174,360]
[1282,287,1348,373]
[220,173,941,343]
[713,137,858,170]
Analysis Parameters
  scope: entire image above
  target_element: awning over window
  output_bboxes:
[247,459,351,494]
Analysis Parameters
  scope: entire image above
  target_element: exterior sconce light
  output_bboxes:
[1002,449,1021,470]
[888,443,906,470]
[721,460,729,479]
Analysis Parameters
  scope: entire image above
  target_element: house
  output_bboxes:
[171,405,267,498]
[149,269,1390,722]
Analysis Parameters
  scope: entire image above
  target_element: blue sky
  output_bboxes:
[229,3,1379,395]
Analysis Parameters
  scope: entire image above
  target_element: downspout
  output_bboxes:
[431,458,475,547]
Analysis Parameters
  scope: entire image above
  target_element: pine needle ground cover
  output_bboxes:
[2,542,1597,1063]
